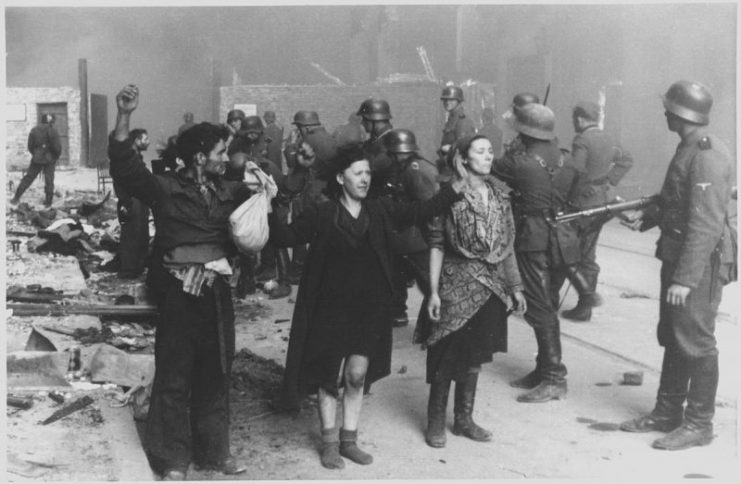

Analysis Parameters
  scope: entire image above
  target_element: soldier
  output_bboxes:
[501,92,541,156]
[11,113,62,207]
[263,110,284,172]
[177,111,196,135]
[438,86,477,179]
[491,103,580,403]
[357,98,396,199]
[383,129,440,329]
[478,107,504,158]
[619,81,735,450]
[224,109,245,150]
[332,112,365,147]
[561,101,634,321]
[284,111,338,282]
[228,115,290,299]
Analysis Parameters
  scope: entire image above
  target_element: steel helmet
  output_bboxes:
[512,92,540,109]
[511,103,556,141]
[227,109,246,123]
[292,110,321,126]
[440,86,464,102]
[356,99,392,121]
[662,80,712,125]
[384,129,419,154]
[242,115,265,134]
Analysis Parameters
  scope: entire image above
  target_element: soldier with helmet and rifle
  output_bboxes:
[383,129,441,330]
[617,80,736,451]
[438,85,477,179]
[490,103,581,404]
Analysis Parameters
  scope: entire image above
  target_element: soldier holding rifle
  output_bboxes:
[619,81,735,451]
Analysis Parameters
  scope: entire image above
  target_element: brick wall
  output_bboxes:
[6,87,82,170]
[219,84,446,162]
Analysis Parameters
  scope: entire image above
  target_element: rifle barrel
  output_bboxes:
[555,196,658,223]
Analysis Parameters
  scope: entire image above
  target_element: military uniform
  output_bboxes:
[264,122,285,172]
[438,105,476,178]
[491,138,580,391]
[567,126,634,295]
[643,130,734,357]
[478,121,504,157]
[364,128,395,199]
[13,121,62,206]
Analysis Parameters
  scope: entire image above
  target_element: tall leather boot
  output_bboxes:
[452,372,492,441]
[517,324,567,403]
[620,348,688,433]
[652,354,717,450]
[425,376,451,448]
[561,267,595,322]
[510,340,543,389]
[268,248,292,300]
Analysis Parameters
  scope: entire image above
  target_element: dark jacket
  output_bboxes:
[284,126,338,198]
[491,139,580,264]
[441,104,476,148]
[363,129,395,199]
[270,183,462,410]
[389,154,439,254]
[108,136,252,296]
[28,123,62,165]
[263,123,284,168]
[569,126,633,209]
[644,129,735,288]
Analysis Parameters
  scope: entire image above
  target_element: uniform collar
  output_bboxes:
[679,127,708,149]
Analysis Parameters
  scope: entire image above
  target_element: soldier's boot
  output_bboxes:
[621,348,688,433]
[268,249,292,300]
[452,372,492,442]
[44,190,53,208]
[517,324,567,403]
[561,268,595,322]
[510,348,544,389]
[652,354,717,450]
[256,243,277,282]
[236,254,257,299]
[425,376,451,448]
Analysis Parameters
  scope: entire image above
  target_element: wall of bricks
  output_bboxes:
[220,84,447,162]
[6,87,81,170]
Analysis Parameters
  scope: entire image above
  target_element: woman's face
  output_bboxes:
[465,138,494,176]
[337,159,371,201]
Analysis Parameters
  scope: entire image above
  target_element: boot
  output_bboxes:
[425,377,451,448]
[256,244,277,282]
[268,249,292,300]
[44,192,53,208]
[562,267,595,322]
[652,354,717,450]
[451,372,492,442]
[509,369,541,389]
[517,324,567,403]
[620,348,688,433]
[320,427,345,469]
[339,428,373,465]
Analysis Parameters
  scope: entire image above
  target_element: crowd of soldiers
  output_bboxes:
[105,79,735,479]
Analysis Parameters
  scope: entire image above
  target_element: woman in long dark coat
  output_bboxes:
[417,135,526,448]
[268,144,469,469]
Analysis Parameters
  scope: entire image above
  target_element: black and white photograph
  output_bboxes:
[2,1,739,481]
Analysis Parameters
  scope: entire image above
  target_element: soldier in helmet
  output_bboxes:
[226,115,291,299]
[620,81,735,451]
[283,110,339,282]
[560,101,634,322]
[383,129,440,328]
[501,92,541,156]
[438,86,477,179]
[490,103,580,403]
[356,98,396,199]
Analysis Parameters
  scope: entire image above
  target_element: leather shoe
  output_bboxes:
[652,423,713,450]
[161,469,186,481]
[619,413,682,433]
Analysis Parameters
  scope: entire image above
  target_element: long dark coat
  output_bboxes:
[269,184,461,410]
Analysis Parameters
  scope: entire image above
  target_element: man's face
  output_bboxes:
[391,151,414,166]
[228,118,242,132]
[361,118,373,134]
[443,99,459,112]
[136,133,150,151]
[203,139,228,179]
[337,159,371,201]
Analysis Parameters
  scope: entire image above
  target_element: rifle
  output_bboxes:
[543,83,551,106]
[554,194,659,225]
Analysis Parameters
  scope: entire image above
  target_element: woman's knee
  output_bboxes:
[345,364,368,389]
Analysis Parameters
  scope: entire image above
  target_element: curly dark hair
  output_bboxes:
[176,122,230,167]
